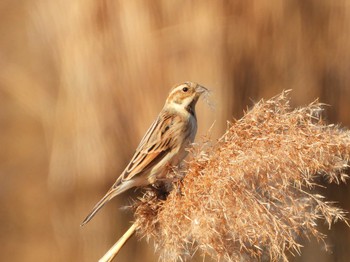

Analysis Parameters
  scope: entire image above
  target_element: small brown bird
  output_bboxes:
[81,82,207,226]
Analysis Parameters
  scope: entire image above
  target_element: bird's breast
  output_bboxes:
[173,114,197,164]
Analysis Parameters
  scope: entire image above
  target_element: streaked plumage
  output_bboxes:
[81,82,207,226]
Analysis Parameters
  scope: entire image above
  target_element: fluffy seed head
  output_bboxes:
[134,91,350,262]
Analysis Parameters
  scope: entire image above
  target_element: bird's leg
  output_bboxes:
[175,179,185,197]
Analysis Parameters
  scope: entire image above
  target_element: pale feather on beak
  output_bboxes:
[195,85,208,94]
[194,84,209,101]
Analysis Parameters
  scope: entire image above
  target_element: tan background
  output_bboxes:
[1,1,350,261]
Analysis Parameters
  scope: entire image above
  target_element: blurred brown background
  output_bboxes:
[1,1,350,261]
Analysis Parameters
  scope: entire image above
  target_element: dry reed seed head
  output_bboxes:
[134,91,350,262]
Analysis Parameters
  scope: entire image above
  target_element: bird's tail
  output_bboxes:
[81,178,136,226]
[80,187,119,227]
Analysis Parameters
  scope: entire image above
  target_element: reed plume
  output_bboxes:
[133,91,349,261]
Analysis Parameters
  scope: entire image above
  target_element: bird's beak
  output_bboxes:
[195,84,208,95]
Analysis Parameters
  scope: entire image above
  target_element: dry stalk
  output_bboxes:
[99,223,138,262]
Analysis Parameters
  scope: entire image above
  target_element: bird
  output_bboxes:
[81,82,208,226]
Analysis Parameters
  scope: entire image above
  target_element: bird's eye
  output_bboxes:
[182,87,189,92]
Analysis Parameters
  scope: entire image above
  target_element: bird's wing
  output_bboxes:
[80,111,183,226]
[118,111,183,183]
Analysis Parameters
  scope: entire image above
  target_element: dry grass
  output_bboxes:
[134,91,350,261]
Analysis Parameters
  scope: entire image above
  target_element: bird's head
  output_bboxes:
[165,82,208,115]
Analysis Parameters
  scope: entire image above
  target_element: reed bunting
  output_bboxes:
[81,82,207,226]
